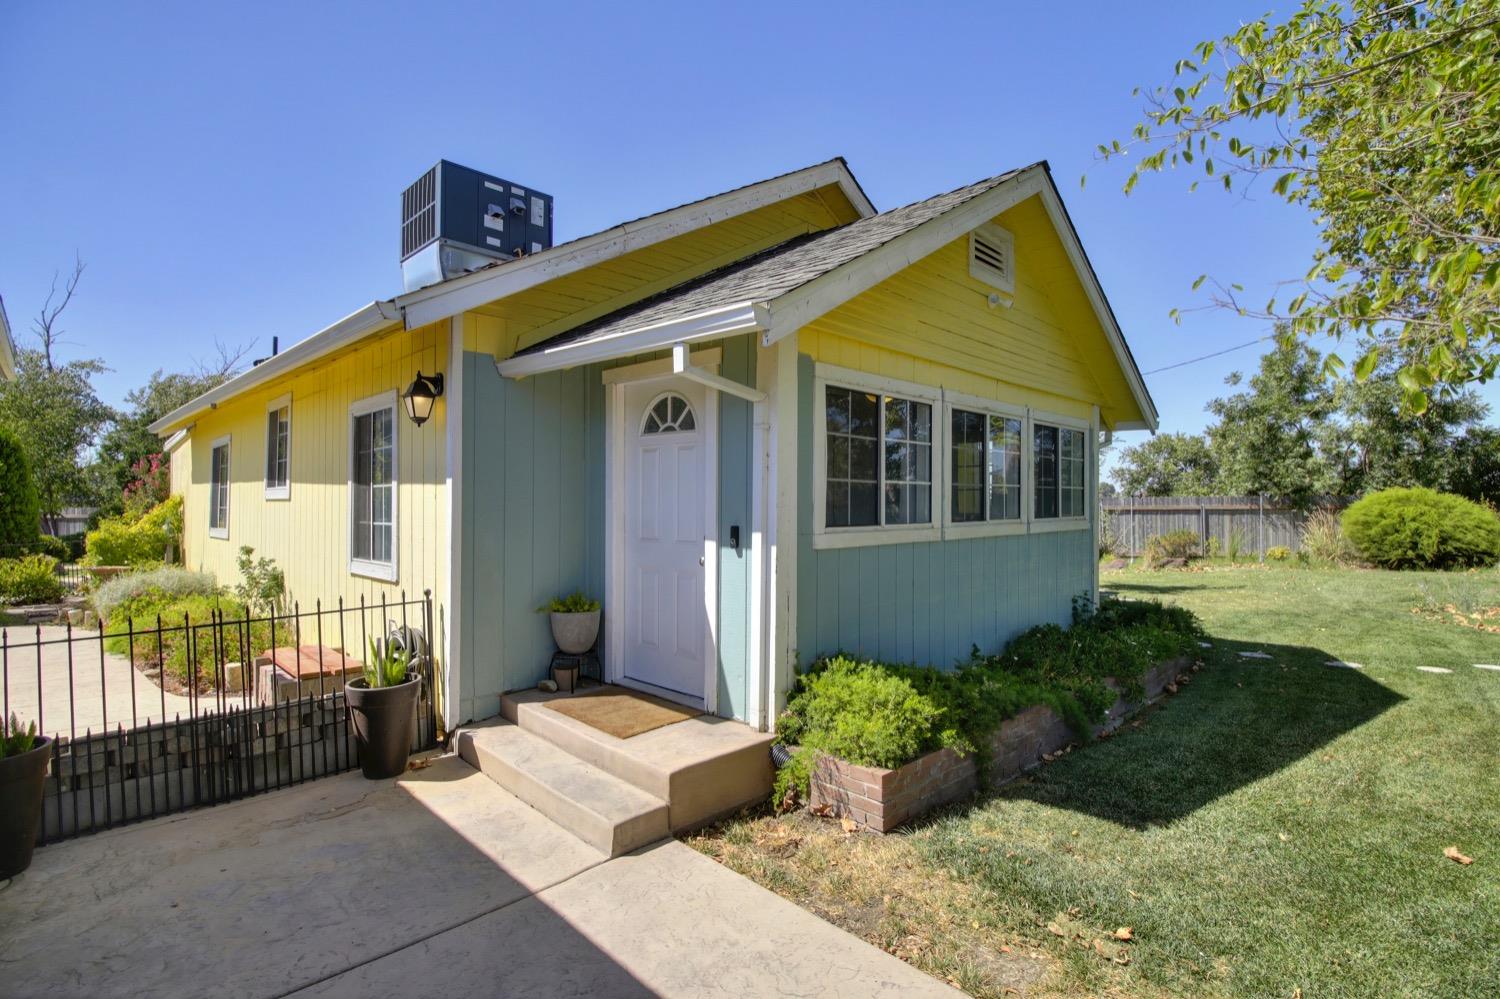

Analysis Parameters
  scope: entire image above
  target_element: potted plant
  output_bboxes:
[345,638,420,780]
[539,591,601,654]
[1,713,50,879]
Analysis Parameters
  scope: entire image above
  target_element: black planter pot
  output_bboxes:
[346,677,420,779]
[1,736,52,879]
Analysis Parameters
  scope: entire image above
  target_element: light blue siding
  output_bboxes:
[795,353,1094,670]
[457,339,756,724]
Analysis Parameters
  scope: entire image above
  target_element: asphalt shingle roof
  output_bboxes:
[515,166,1032,357]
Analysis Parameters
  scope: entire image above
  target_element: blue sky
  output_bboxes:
[3,0,1493,471]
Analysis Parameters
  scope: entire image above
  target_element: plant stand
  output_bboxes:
[549,650,601,692]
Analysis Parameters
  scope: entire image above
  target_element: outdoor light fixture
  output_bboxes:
[401,371,444,427]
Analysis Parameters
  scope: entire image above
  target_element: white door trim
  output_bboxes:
[605,370,719,714]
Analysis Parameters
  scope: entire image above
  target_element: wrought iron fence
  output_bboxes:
[0,590,438,844]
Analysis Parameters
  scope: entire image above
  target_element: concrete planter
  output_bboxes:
[550,610,600,655]
[1,735,52,879]
[809,657,1191,833]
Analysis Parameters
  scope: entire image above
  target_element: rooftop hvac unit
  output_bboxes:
[400,160,554,292]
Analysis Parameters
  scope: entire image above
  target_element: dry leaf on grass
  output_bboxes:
[1113,926,1134,941]
[839,817,859,834]
[1444,845,1474,865]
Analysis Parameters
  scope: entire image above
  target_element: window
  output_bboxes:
[1033,423,1087,521]
[822,380,933,533]
[641,393,696,434]
[265,396,290,499]
[951,409,1023,524]
[208,436,230,539]
[350,394,397,579]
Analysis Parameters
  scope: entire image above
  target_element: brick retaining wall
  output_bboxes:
[809,657,1192,833]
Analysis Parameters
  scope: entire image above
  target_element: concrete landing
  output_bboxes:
[0,756,958,999]
[457,721,669,856]
[501,685,775,832]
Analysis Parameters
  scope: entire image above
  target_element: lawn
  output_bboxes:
[687,564,1500,998]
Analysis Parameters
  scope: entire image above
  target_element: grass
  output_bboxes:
[687,564,1500,998]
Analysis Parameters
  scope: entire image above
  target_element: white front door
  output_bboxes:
[620,379,712,702]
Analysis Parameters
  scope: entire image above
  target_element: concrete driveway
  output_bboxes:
[0,755,957,998]
[2,624,198,736]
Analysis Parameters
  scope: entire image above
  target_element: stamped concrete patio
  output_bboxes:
[0,754,957,998]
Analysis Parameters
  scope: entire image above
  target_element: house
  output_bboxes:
[0,294,16,382]
[151,157,1157,741]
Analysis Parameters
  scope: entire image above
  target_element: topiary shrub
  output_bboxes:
[0,555,64,605]
[0,428,40,555]
[1342,487,1500,570]
[84,495,183,567]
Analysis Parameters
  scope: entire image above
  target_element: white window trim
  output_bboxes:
[208,434,231,540]
[812,363,943,551]
[1029,408,1091,533]
[264,393,291,501]
[348,390,399,582]
[941,390,1029,540]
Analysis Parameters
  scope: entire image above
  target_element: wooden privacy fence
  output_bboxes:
[1101,495,1348,558]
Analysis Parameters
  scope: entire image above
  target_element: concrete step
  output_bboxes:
[500,687,775,833]
[457,722,669,858]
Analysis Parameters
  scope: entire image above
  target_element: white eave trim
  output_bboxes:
[755,165,1158,432]
[162,427,191,453]
[149,301,402,435]
[496,301,764,377]
[400,160,875,330]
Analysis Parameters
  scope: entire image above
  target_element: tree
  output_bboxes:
[1446,426,1500,504]
[1206,339,1338,504]
[1111,433,1220,496]
[0,427,41,552]
[1102,0,1500,412]
[1319,361,1490,495]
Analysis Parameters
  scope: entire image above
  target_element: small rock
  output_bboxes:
[538,679,558,692]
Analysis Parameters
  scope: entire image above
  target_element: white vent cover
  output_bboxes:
[969,222,1015,296]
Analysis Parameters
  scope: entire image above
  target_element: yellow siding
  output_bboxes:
[801,195,1138,426]
[176,322,449,615]
[476,186,861,360]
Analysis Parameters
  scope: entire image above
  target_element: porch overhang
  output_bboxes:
[494,301,767,378]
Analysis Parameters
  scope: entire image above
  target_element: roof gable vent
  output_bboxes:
[969,222,1015,296]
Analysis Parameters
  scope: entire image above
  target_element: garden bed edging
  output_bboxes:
[808,657,1192,833]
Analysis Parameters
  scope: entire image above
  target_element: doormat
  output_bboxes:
[544,689,700,739]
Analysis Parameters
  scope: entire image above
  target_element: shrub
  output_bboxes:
[233,546,286,615]
[0,555,64,605]
[1342,487,1500,570]
[0,428,40,554]
[775,597,1204,797]
[84,495,183,567]
[104,590,273,691]
[1266,545,1292,561]
[1226,528,1247,563]
[30,535,71,561]
[1145,529,1201,564]
[92,566,219,623]
[1300,509,1353,565]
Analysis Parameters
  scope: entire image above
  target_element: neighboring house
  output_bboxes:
[0,294,16,382]
[151,158,1157,733]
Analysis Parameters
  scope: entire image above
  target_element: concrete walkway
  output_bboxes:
[0,755,957,999]
[1,624,198,736]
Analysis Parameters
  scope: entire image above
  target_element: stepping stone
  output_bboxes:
[1474,664,1500,672]
[1324,660,1363,669]
[1416,666,1453,674]
[1238,651,1273,660]
[1198,641,1213,649]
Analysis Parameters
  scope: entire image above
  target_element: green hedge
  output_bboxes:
[774,597,1203,802]
[1342,487,1500,570]
[0,555,64,606]
[84,495,183,567]
[0,428,40,553]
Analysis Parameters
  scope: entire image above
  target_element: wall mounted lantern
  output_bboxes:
[401,371,445,427]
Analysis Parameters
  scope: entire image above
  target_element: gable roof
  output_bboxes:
[496,163,1158,431]
[150,158,874,435]
[508,169,1026,364]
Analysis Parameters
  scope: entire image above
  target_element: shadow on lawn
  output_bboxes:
[995,638,1405,829]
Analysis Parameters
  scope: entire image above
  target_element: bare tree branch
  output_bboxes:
[31,254,85,370]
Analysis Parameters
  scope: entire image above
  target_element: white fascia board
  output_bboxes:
[401,160,874,330]
[1033,183,1159,431]
[760,168,1048,344]
[162,427,191,453]
[496,302,763,377]
[148,301,402,435]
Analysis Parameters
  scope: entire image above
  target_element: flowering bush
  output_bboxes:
[122,453,170,518]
